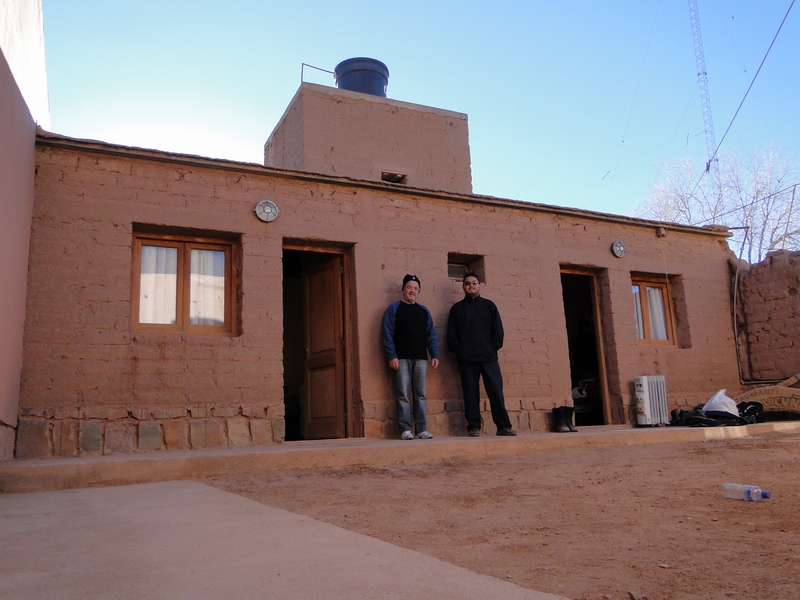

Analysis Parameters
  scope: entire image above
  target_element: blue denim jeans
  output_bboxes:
[395,359,428,433]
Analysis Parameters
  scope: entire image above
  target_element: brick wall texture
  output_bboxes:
[264,84,472,195]
[14,137,744,458]
[736,250,800,381]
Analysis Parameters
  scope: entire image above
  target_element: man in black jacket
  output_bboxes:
[447,272,516,437]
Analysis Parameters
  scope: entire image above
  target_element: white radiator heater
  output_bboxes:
[635,375,669,426]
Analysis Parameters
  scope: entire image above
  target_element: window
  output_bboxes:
[448,253,484,281]
[381,170,407,184]
[132,231,237,334]
[632,278,674,344]
[447,261,468,280]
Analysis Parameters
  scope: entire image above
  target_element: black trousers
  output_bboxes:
[458,360,512,431]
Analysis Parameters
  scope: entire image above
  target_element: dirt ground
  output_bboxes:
[207,429,800,600]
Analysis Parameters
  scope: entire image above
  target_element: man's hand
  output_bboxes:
[431,358,439,369]
[389,358,399,371]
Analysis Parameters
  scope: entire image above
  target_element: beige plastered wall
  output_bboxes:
[17,139,741,458]
[0,47,36,459]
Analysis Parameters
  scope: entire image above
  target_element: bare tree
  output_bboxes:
[636,146,799,263]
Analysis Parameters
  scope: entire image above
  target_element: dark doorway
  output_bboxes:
[560,271,606,426]
[283,249,347,440]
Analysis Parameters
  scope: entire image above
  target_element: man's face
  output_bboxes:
[402,281,420,304]
[463,277,480,298]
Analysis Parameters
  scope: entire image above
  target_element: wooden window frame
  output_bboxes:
[132,232,237,335]
[631,277,676,346]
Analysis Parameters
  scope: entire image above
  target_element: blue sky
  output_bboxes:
[42,1,798,217]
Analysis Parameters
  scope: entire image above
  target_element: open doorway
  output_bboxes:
[560,271,607,426]
[283,247,350,440]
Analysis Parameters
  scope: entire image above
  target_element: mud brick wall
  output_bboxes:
[736,250,800,381]
[18,138,742,458]
[265,83,472,195]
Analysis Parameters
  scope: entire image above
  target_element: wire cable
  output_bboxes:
[601,0,661,210]
[690,0,796,195]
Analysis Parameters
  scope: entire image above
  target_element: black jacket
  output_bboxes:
[447,295,504,363]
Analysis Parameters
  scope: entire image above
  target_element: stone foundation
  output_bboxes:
[0,425,16,460]
[377,398,546,438]
[13,398,553,460]
[14,404,284,459]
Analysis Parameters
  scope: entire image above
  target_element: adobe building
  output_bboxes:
[0,0,47,460]
[8,55,752,459]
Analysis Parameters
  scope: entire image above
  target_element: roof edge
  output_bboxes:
[34,129,731,238]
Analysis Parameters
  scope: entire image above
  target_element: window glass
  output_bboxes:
[646,286,668,340]
[139,245,178,324]
[447,262,468,279]
[190,249,226,325]
[632,285,644,339]
[133,232,236,334]
[631,278,673,344]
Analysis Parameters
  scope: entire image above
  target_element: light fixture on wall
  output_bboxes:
[610,240,626,258]
[255,200,280,222]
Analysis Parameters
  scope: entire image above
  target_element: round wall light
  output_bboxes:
[255,200,279,222]
[611,240,626,258]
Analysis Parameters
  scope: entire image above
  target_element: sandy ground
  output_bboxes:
[207,429,800,600]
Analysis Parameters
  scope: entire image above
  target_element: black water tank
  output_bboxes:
[334,58,389,97]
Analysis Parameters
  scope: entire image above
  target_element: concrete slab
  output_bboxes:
[0,481,566,599]
[2,422,799,494]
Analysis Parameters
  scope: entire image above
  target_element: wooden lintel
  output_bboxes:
[776,373,800,388]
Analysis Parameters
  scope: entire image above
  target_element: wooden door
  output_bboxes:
[302,255,346,439]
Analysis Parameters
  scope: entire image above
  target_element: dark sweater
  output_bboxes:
[393,302,431,360]
[381,301,439,361]
[446,295,504,363]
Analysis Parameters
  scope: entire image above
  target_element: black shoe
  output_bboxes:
[468,428,481,437]
[552,406,577,432]
[552,406,568,432]
[562,406,578,432]
[496,427,517,436]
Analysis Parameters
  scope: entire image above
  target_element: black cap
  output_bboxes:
[402,274,421,289]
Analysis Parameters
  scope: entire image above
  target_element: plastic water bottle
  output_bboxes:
[722,483,771,501]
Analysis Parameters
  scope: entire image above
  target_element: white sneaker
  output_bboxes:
[401,430,414,440]
[415,431,433,439]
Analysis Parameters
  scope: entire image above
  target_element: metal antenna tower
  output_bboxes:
[688,0,719,183]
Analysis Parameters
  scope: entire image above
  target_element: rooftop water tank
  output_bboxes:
[334,58,389,97]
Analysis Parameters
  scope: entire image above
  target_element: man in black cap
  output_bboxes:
[381,274,439,440]
[447,272,516,437]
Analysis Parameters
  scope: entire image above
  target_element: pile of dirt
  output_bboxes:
[208,430,800,600]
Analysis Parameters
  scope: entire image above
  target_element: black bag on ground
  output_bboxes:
[670,401,761,427]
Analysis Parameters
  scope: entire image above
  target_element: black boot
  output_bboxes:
[552,407,570,433]
[562,406,578,432]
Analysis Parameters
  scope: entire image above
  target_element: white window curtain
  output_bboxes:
[190,249,226,325]
[646,286,668,340]
[632,285,645,339]
[139,246,178,324]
